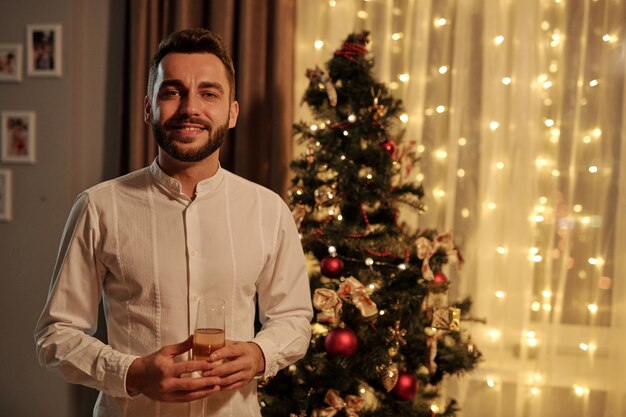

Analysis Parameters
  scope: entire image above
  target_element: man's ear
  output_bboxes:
[144,96,152,125]
[228,100,239,129]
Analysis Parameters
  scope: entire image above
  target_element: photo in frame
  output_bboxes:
[0,44,23,82]
[1,111,36,164]
[0,168,12,222]
[26,24,62,77]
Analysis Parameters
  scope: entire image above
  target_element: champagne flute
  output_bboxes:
[193,298,225,416]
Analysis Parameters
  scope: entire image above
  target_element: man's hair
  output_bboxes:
[147,28,235,100]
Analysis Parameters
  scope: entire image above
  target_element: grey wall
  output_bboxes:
[0,0,124,415]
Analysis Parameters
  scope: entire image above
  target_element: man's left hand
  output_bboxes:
[204,341,265,390]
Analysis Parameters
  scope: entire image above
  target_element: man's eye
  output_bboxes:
[202,92,218,98]
[161,90,180,98]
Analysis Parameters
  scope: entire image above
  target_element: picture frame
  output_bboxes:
[0,169,12,222]
[0,43,23,82]
[1,111,36,164]
[26,24,62,77]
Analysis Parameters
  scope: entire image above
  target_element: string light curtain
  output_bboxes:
[294,1,626,416]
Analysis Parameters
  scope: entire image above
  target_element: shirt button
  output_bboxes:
[191,249,198,256]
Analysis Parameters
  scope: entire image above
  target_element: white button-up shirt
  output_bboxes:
[35,160,313,417]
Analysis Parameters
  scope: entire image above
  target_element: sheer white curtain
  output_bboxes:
[295,1,626,416]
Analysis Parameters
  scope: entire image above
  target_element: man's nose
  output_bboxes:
[179,94,201,116]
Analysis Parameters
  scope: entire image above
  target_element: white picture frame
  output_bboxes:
[0,169,12,222]
[26,23,62,77]
[1,111,36,164]
[0,43,23,82]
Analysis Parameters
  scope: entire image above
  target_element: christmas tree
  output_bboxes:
[259,32,481,417]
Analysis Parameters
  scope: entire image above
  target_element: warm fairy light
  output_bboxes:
[581,216,591,225]
[424,108,434,116]
[551,32,562,47]
[588,257,598,265]
[537,73,548,83]
[343,130,349,136]
[436,149,448,159]
[544,98,553,106]
[573,204,582,212]
[549,61,559,72]
[535,157,549,168]
[416,173,425,182]
[589,79,599,87]
[389,81,399,90]
[579,342,597,352]
[531,301,541,311]
[502,76,512,85]
[588,165,598,173]
[434,189,446,198]
[457,169,466,178]
[527,332,539,347]
[329,0,336,6]
[544,119,555,127]
[348,114,357,122]
[539,196,548,204]
[435,17,447,27]
[543,80,553,89]
[399,113,409,123]
[533,255,543,263]
[574,385,590,397]
[542,290,552,298]
[487,379,496,388]
[587,303,598,313]
[337,214,343,221]
[399,73,410,83]
[495,291,506,299]
[534,213,544,222]
[488,329,501,340]
[310,124,318,131]
[379,310,385,316]
[439,65,448,74]
[529,247,539,255]
[391,32,404,41]
[494,35,505,45]
[357,10,368,19]
[496,162,505,170]
[328,246,337,255]
[592,128,602,137]
[541,21,550,30]
[458,137,467,146]
[314,40,324,49]
[431,404,441,413]
[490,121,500,130]
[530,387,541,396]
[583,135,592,144]
[552,169,560,177]
[496,246,507,254]
[461,208,470,218]
[436,105,446,113]
[359,387,366,394]
[487,202,497,210]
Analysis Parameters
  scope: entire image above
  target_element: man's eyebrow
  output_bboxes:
[158,79,186,91]
[198,81,225,94]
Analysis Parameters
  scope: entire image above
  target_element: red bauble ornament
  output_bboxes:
[324,328,358,357]
[320,256,344,278]
[391,371,419,401]
[380,139,397,158]
[434,271,448,285]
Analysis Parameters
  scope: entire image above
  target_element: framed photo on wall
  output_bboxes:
[1,111,36,164]
[26,24,62,77]
[0,168,12,222]
[0,44,23,82]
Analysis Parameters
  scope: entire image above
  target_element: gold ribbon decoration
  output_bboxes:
[338,277,378,317]
[313,277,378,323]
[313,288,343,323]
[312,389,364,417]
[416,232,461,281]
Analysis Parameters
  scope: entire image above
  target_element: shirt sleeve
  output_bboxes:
[253,198,313,379]
[34,192,138,398]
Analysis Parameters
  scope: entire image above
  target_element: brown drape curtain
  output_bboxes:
[121,0,296,196]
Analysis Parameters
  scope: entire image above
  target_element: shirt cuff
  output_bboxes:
[251,336,279,379]
[109,354,141,398]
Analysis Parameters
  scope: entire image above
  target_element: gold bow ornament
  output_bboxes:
[312,389,364,417]
[313,277,378,323]
[415,232,461,281]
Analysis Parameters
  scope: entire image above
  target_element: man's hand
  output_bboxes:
[204,341,266,391]
[126,336,221,401]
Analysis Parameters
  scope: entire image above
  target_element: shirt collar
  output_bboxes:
[149,157,225,199]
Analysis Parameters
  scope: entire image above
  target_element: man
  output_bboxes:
[35,28,313,417]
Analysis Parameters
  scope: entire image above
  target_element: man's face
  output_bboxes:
[144,53,238,163]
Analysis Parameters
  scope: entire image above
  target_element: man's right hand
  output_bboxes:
[126,336,221,401]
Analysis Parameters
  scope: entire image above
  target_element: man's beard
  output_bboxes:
[152,116,230,163]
